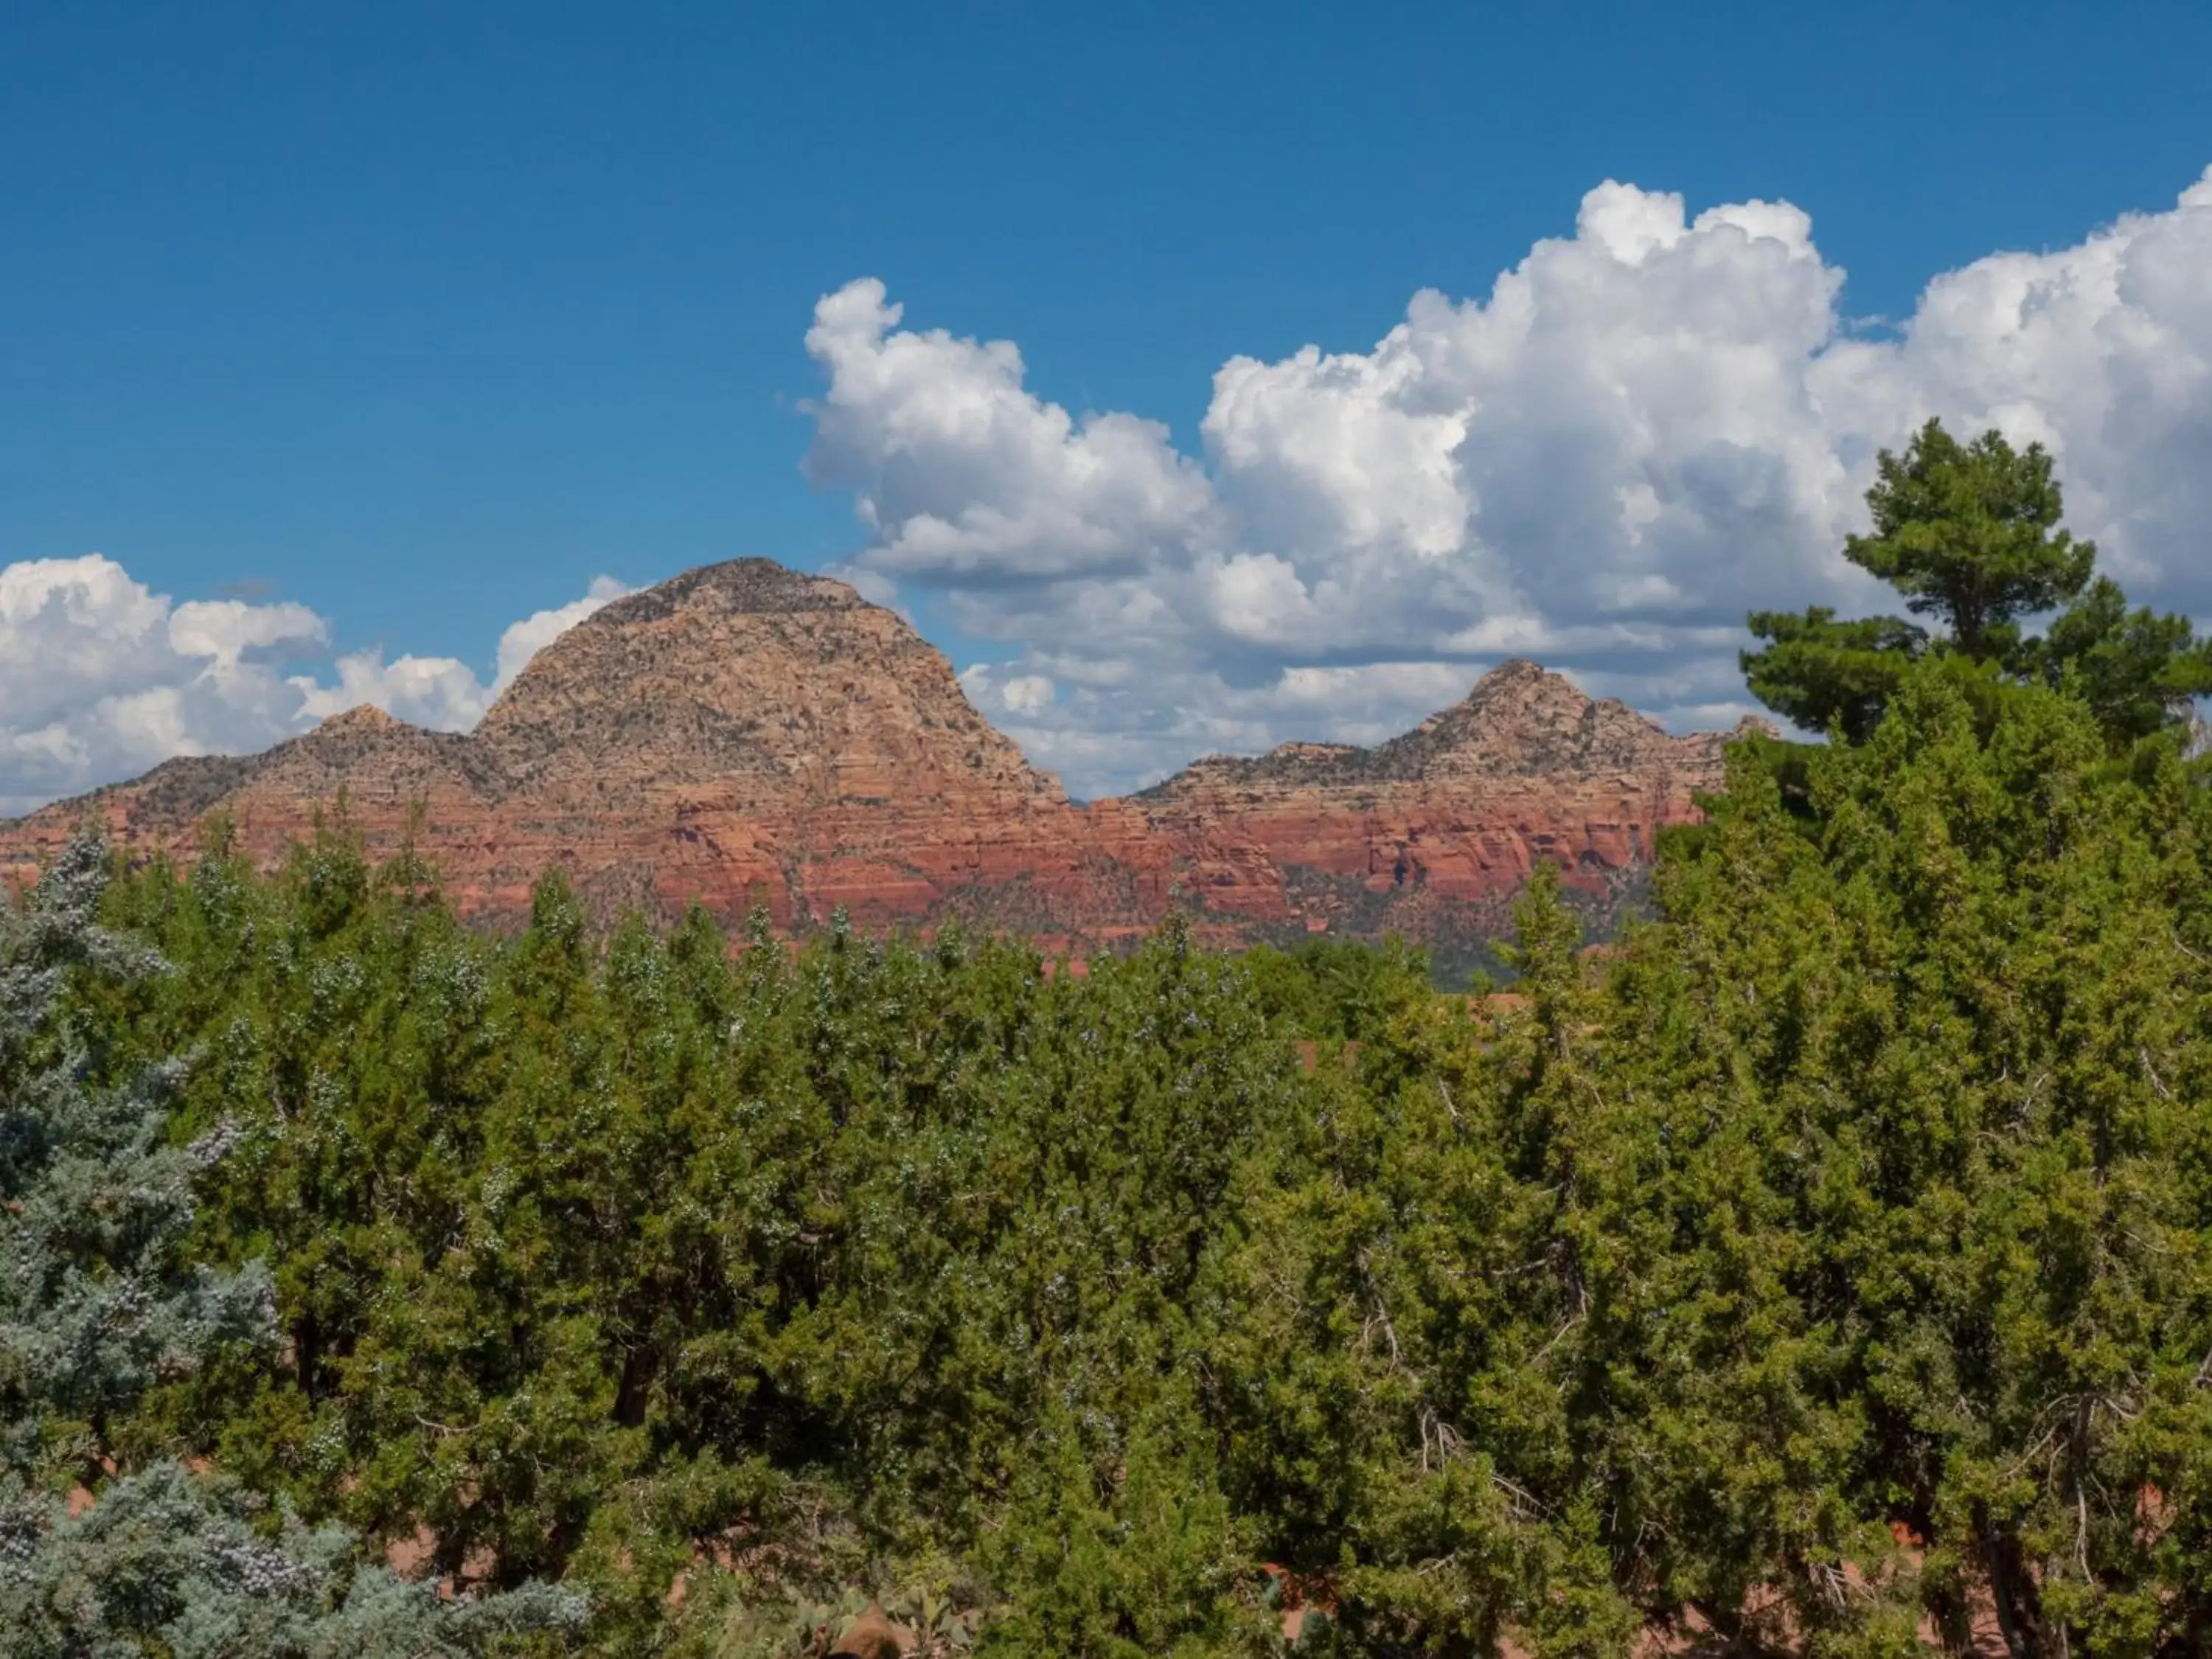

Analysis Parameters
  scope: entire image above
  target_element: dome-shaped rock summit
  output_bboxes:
[1,559,1764,958]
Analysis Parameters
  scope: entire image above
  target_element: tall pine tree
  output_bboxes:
[1744,419,2212,751]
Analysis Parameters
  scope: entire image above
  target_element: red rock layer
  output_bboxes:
[0,560,1759,954]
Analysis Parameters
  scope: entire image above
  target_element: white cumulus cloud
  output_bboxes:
[0,557,627,815]
[804,278,1220,582]
[807,167,2212,799]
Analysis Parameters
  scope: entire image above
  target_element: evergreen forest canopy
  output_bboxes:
[9,420,2212,1658]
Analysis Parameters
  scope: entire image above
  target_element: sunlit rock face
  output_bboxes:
[0,559,1759,961]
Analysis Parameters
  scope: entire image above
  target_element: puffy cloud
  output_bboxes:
[998,674,1056,717]
[0,556,625,815]
[287,650,498,731]
[803,278,1219,582]
[0,557,323,815]
[807,167,2212,798]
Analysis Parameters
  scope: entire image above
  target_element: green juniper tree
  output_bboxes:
[35,645,2212,1658]
[0,838,272,1472]
[0,838,585,1658]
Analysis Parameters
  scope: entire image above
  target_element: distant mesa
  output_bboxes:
[0,557,1761,964]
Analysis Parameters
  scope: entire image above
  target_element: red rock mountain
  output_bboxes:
[0,559,1761,961]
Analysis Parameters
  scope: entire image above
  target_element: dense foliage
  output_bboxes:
[0,838,583,1656]
[8,661,2206,1657]
[12,434,2212,1656]
[1742,418,2212,749]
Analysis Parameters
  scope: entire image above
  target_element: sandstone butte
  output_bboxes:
[0,558,1767,962]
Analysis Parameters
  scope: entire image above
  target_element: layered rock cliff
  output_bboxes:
[1093,657,1756,964]
[0,558,1761,961]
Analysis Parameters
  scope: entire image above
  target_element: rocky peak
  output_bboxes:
[1136,659,1717,798]
[318,703,401,734]
[582,558,865,629]
[1379,659,1691,779]
[468,557,1065,803]
[1,554,1754,954]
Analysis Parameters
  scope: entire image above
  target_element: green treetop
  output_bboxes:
[1743,417,2212,749]
[1847,417,2093,658]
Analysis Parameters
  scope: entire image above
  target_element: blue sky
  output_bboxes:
[4,0,2210,804]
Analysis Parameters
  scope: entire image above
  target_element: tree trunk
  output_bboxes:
[613,1337,653,1428]
[1980,1516,2048,1659]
